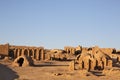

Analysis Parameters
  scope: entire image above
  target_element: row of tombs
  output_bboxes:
[0,43,120,70]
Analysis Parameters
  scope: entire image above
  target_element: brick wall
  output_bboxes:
[0,44,9,56]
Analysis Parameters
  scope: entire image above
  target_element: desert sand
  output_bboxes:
[0,60,120,80]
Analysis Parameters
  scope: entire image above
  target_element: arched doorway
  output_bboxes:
[19,49,22,56]
[24,49,28,56]
[14,49,18,58]
[38,50,41,60]
[34,49,36,59]
[17,58,24,67]
[9,49,14,59]
[68,49,70,53]
[29,49,33,57]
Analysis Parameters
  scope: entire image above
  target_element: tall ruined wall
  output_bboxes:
[9,45,45,60]
[0,44,9,56]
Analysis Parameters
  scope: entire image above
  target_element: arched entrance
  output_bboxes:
[12,55,34,67]
[29,49,33,57]
[9,49,14,59]
[19,49,22,56]
[39,50,41,60]
[17,58,24,67]
[24,49,28,56]
[34,49,37,59]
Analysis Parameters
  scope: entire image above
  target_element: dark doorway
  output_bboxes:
[24,50,28,56]
[68,50,70,53]
[29,50,32,56]
[9,50,14,59]
[34,50,36,59]
[17,58,24,67]
[39,50,41,60]
[82,61,84,68]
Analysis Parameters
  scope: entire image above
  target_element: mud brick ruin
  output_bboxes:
[68,60,75,71]
[0,43,45,60]
[0,43,120,70]
[78,46,113,71]
[12,55,34,67]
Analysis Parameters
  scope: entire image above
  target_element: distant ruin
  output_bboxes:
[0,43,120,70]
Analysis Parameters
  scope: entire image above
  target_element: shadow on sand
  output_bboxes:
[0,64,19,80]
[33,61,69,67]
[90,71,105,76]
[33,64,69,67]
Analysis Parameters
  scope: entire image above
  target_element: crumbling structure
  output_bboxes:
[12,55,34,67]
[0,43,9,56]
[0,43,45,61]
[0,43,120,69]
[45,49,68,61]
[77,46,117,71]
[64,46,76,54]
[69,60,75,71]
[64,45,82,55]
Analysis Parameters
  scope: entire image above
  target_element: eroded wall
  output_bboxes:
[0,43,9,56]
[9,46,45,60]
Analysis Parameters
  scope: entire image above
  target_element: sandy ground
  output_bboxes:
[0,60,120,80]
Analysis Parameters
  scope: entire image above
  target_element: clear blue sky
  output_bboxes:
[0,0,120,49]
